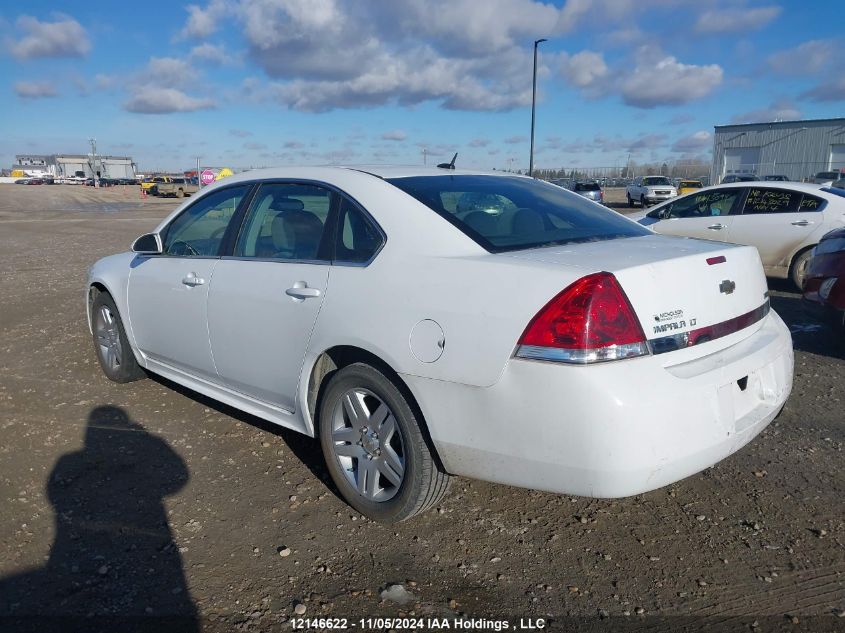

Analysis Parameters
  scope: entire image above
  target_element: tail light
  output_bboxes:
[515,272,648,364]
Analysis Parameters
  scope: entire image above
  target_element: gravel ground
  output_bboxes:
[0,185,843,633]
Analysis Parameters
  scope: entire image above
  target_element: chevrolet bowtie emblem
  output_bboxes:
[719,279,736,295]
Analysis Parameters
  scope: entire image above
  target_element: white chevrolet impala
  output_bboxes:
[87,166,793,522]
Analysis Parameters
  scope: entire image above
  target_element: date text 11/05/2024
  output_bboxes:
[290,617,547,630]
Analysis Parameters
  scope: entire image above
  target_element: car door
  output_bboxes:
[127,184,252,381]
[647,188,742,241]
[726,187,826,269]
[206,182,337,417]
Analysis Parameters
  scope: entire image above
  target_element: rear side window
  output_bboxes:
[335,198,384,263]
[235,183,333,260]
[742,188,820,214]
[387,175,649,253]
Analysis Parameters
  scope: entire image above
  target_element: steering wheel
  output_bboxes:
[169,240,200,256]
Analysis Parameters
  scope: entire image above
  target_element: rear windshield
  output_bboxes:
[643,177,671,186]
[387,175,649,253]
[574,182,601,191]
[680,181,702,187]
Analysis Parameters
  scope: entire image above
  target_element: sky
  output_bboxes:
[0,0,843,173]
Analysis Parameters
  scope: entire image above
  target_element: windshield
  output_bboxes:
[387,175,649,253]
[574,182,601,191]
[643,177,671,186]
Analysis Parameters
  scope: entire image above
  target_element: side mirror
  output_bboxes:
[132,232,163,254]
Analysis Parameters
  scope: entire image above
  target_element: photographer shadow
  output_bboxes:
[0,405,198,632]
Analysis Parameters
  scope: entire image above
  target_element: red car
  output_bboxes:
[803,227,845,338]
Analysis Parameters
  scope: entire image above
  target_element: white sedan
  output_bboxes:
[87,167,793,522]
[631,182,845,288]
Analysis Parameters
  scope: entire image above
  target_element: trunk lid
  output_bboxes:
[507,234,770,356]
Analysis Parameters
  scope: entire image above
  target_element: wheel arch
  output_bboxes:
[86,281,110,334]
[305,345,448,473]
[788,243,817,286]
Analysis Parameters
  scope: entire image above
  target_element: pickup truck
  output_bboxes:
[155,177,200,198]
[626,176,678,207]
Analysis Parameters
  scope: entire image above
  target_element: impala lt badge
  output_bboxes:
[719,279,736,295]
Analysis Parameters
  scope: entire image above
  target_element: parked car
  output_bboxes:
[626,176,678,207]
[677,180,703,196]
[632,182,845,289]
[802,228,845,340]
[812,170,844,186]
[87,167,793,522]
[14,178,30,184]
[721,174,758,184]
[25,178,43,185]
[567,180,604,203]
[764,175,789,182]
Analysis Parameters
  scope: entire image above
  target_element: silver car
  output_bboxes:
[568,180,604,203]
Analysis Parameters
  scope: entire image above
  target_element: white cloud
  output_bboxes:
[244,141,267,150]
[189,43,232,65]
[8,15,90,59]
[229,129,253,137]
[621,47,722,108]
[767,39,840,75]
[381,130,407,141]
[731,99,801,123]
[671,130,711,153]
[179,1,228,39]
[124,88,215,114]
[504,135,527,144]
[559,50,608,88]
[14,80,58,99]
[469,138,490,147]
[694,6,781,34]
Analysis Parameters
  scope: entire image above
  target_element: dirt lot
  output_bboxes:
[0,184,843,632]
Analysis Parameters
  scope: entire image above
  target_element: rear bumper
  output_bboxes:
[406,311,793,498]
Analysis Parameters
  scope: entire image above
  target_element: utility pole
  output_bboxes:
[529,38,547,178]
[422,147,427,166]
[88,137,98,186]
[196,156,201,190]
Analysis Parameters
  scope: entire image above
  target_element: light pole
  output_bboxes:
[529,38,547,178]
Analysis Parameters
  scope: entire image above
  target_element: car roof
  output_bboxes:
[709,181,825,192]
[204,165,526,185]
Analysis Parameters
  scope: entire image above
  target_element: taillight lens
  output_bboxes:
[516,272,648,364]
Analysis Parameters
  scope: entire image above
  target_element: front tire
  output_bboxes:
[627,194,633,207]
[640,195,647,207]
[91,291,146,383]
[318,363,450,522]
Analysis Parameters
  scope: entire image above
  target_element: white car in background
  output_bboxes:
[632,182,845,289]
[87,167,793,522]
[626,175,678,207]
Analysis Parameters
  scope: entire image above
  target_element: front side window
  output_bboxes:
[387,175,649,253]
[163,185,250,256]
[335,198,383,263]
[661,189,740,219]
[235,183,333,260]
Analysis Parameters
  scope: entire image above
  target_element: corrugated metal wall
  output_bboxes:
[711,119,845,183]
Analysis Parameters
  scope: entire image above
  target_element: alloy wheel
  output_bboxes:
[330,388,405,502]
[95,305,123,372]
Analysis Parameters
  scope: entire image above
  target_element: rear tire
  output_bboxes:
[789,248,813,291]
[91,291,146,383]
[318,363,450,522]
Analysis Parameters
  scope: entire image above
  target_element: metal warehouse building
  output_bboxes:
[12,154,137,179]
[710,118,845,184]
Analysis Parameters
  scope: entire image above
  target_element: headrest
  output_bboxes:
[269,197,305,212]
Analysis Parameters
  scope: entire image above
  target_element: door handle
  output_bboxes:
[285,282,322,300]
[791,220,811,226]
[181,274,205,287]
[707,223,725,230]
